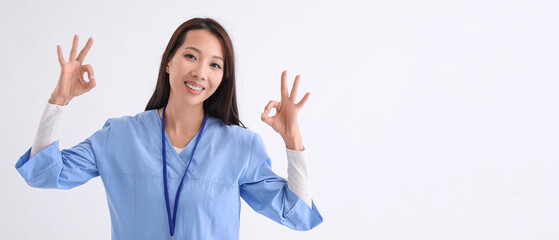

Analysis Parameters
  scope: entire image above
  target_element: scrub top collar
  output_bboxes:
[152,109,207,168]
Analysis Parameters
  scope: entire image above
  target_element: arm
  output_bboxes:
[30,102,64,158]
[32,33,97,157]
[15,34,102,189]
[239,133,323,231]
[261,70,314,207]
[252,71,321,229]
[286,148,313,207]
[16,114,111,189]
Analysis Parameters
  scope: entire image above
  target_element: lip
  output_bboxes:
[184,81,206,90]
[184,81,205,95]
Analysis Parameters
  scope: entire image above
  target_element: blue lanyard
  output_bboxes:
[161,105,208,240]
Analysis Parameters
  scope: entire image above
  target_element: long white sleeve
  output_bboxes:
[30,102,64,158]
[286,148,313,208]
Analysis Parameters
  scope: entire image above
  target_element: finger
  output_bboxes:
[296,92,311,109]
[281,70,288,100]
[56,45,66,66]
[86,77,97,91]
[261,112,274,126]
[290,75,300,102]
[69,34,79,60]
[82,64,95,82]
[264,100,280,115]
[76,37,93,63]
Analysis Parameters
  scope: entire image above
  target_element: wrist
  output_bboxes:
[48,95,71,106]
[286,144,305,151]
[284,136,304,151]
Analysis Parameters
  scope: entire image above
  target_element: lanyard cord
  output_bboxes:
[161,104,208,238]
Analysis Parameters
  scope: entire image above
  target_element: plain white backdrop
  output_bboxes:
[1,0,558,239]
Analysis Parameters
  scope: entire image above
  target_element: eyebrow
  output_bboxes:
[185,46,224,61]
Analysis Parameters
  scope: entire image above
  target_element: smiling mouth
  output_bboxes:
[185,82,205,91]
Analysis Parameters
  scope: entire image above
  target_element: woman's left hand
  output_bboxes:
[261,70,310,151]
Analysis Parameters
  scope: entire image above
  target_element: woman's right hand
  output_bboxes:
[49,34,96,106]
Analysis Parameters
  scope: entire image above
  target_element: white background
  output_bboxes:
[1,0,558,239]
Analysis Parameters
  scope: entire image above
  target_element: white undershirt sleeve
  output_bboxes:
[286,147,313,208]
[30,102,64,158]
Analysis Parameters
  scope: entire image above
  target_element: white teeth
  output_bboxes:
[185,82,204,91]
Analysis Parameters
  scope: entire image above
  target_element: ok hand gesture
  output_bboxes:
[261,71,311,151]
[49,34,96,106]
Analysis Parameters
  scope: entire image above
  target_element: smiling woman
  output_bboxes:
[164,30,226,121]
[14,17,322,240]
[146,18,241,128]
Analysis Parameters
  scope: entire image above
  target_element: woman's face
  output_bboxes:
[166,29,225,107]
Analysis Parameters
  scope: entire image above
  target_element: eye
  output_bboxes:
[184,54,196,60]
[211,63,222,69]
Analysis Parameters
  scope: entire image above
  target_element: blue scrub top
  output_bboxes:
[15,109,323,240]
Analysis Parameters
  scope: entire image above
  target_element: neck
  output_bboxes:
[159,96,205,136]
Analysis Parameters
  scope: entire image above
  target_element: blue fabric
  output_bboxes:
[15,109,323,239]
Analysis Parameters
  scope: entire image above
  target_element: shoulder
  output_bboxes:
[102,109,158,130]
[205,115,260,146]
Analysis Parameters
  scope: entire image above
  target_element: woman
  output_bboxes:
[15,18,322,239]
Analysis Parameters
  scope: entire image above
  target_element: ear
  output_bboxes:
[166,64,170,74]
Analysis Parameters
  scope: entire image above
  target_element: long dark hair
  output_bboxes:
[145,18,245,128]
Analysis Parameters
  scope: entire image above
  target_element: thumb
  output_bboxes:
[81,64,96,90]
[261,100,279,127]
[86,77,96,90]
[261,111,274,126]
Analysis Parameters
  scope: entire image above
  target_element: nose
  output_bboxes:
[191,62,208,80]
